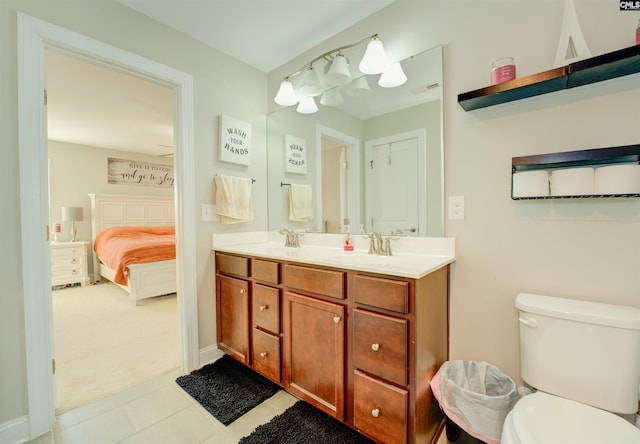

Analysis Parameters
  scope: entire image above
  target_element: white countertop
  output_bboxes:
[212,231,455,279]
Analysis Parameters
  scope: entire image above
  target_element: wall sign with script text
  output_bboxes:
[107,158,174,188]
[219,115,252,166]
[284,134,307,174]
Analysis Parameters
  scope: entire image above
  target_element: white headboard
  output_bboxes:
[88,193,175,280]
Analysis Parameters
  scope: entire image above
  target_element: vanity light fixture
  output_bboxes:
[273,33,407,113]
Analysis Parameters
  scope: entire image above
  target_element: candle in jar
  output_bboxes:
[491,57,516,85]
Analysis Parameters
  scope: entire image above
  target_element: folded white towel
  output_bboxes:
[214,175,254,224]
[289,184,313,222]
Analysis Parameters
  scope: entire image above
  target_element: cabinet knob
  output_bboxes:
[260,305,268,311]
[371,408,380,418]
[71,258,78,264]
[371,343,380,352]
[240,288,246,294]
[71,270,77,275]
[259,352,268,358]
[333,316,341,324]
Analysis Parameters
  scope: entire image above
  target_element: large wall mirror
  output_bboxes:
[267,45,443,237]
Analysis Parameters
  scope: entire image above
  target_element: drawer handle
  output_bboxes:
[371,408,380,418]
[71,270,77,275]
[371,343,380,352]
[240,288,246,294]
[333,316,341,324]
[259,305,268,311]
[259,352,268,358]
[71,258,78,264]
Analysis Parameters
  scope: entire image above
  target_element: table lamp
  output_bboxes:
[61,206,83,242]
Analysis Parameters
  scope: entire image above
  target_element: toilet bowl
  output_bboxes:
[501,392,640,444]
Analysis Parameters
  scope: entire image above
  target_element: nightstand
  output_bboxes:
[50,241,90,287]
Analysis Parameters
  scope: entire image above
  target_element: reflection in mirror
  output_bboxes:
[267,45,443,237]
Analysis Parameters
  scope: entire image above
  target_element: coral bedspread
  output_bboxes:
[94,226,176,285]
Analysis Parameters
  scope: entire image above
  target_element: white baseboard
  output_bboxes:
[0,415,30,444]
[199,345,224,367]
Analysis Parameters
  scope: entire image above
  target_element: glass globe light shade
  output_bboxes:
[358,37,387,75]
[296,96,318,114]
[378,62,408,88]
[325,54,351,87]
[274,79,298,106]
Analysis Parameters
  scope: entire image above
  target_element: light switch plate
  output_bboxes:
[448,196,465,220]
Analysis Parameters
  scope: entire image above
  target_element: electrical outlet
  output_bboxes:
[448,196,465,220]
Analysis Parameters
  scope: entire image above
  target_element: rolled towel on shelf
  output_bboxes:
[289,184,313,222]
[512,170,550,198]
[214,174,254,224]
[550,167,594,197]
[594,164,640,195]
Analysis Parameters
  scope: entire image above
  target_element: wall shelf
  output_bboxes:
[511,144,640,200]
[459,45,640,111]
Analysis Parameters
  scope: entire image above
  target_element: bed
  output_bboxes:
[89,193,177,305]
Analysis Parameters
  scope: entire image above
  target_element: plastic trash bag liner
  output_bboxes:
[430,360,518,444]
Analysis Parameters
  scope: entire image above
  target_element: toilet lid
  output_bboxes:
[511,392,640,444]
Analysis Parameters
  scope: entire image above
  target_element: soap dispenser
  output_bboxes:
[343,225,354,251]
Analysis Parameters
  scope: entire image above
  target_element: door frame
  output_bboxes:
[364,129,427,235]
[18,13,199,438]
[315,125,361,233]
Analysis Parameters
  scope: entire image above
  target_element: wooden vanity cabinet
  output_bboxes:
[215,251,449,444]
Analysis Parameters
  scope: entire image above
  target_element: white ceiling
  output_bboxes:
[116,0,396,73]
[46,0,414,156]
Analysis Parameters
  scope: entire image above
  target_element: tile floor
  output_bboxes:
[30,367,450,444]
[30,367,299,444]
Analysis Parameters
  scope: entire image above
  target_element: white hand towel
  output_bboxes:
[289,184,313,222]
[214,175,254,224]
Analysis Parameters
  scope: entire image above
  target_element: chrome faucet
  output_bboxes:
[366,231,398,255]
[279,229,302,247]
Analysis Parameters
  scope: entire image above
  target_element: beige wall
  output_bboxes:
[1,0,267,426]
[270,0,640,383]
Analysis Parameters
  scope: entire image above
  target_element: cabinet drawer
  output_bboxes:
[252,259,280,284]
[51,246,85,259]
[354,275,409,314]
[284,264,345,299]
[354,370,408,444]
[252,328,281,383]
[51,255,85,269]
[252,283,280,333]
[353,309,407,386]
[216,253,250,278]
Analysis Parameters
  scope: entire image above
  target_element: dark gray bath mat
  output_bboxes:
[176,354,279,425]
[239,400,376,444]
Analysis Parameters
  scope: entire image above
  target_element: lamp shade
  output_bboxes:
[325,54,351,87]
[61,206,83,222]
[298,67,322,98]
[346,76,371,97]
[320,89,343,106]
[358,37,387,75]
[274,79,298,106]
[296,96,318,114]
[378,62,407,88]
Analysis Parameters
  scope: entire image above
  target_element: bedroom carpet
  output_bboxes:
[52,283,178,414]
[176,354,280,426]
[239,400,376,444]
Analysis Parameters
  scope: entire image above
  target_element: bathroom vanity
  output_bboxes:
[214,233,454,444]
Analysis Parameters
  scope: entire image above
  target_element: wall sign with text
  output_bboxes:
[107,157,174,188]
[284,134,307,174]
[219,115,252,166]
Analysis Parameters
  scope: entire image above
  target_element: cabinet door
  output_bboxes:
[216,274,249,364]
[284,291,345,420]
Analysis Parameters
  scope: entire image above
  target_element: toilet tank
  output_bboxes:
[516,293,640,414]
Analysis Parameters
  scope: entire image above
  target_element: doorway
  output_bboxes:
[18,13,198,438]
[316,125,361,234]
[45,47,178,414]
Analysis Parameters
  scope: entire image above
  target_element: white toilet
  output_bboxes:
[501,293,640,443]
